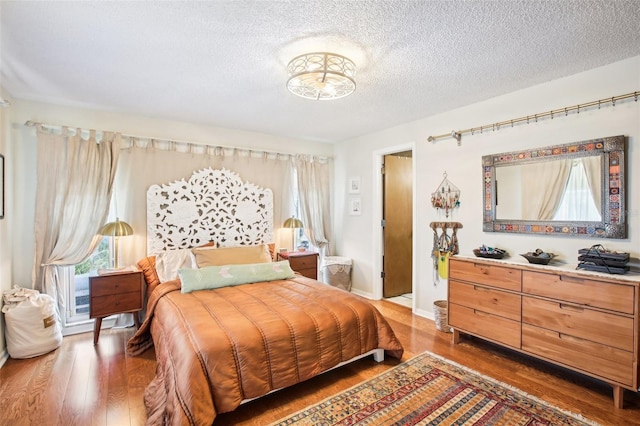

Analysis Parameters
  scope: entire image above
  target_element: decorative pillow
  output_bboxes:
[137,256,160,294]
[155,249,198,282]
[179,261,296,293]
[191,244,272,268]
[136,242,215,294]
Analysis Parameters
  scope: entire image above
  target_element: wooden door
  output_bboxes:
[383,154,413,298]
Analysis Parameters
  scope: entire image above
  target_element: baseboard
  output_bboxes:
[0,348,8,369]
[349,288,375,299]
[414,306,434,321]
[62,316,117,336]
[349,290,435,324]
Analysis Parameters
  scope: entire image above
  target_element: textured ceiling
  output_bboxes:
[1,1,639,143]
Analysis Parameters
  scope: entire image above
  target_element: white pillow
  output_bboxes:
[155,249,198,282]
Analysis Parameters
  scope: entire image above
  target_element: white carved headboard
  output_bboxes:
[146,168,274,255]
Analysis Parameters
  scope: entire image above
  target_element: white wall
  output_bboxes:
[337,56,640,319]
[0,88,13,366]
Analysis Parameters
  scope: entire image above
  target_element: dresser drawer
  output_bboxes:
[449,303,521,349]
[522,324,634,386]
[90,291,142,318]
[90,273,144,297]
[522,297,634,351]
[449,258,521,291]
[288,254,318,270]
[296,267,317,280]
[522,271,635,314]
[449,280,521,321]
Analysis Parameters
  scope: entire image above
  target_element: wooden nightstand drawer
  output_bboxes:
[295,267,317,280]
[89,271,144,345]
[90,291,142,318]
[289,255,317,270]
[91,273,143,298]
[278,251,318,280]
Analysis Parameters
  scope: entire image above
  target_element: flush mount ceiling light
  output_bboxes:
[286,52,356,100]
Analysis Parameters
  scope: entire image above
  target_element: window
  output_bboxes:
[66,237,111,323]
[291,168,313,252]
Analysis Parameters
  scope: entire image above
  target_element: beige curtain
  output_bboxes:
[114,140,295,265]
[521,159,573,220]
[33,127,120,312]
[582,155,602,216]
[295,155,332,258]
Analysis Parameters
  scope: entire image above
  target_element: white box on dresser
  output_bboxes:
[448,255,639,409]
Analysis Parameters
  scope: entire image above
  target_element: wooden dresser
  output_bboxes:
[277,251,319,279]
[448,256,639,408]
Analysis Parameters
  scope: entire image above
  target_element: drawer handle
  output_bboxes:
[559,275,584,283]
[559,333,584,344]
[559,303,584,312]
[473,309,491,317]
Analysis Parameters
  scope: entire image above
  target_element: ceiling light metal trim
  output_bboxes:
[287,52,356,101]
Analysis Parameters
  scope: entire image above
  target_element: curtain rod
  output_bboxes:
[24,120,331,161]
[427,91,639,146]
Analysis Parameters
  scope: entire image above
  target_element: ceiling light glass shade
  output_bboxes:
[287,52,356,100]
[283,217,304,229]
[99,218,134,237]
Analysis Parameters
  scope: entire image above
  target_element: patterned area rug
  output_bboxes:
[271,351,600,425]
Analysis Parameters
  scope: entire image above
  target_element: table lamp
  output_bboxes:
[99,218,134,268]
[282,216,304,252]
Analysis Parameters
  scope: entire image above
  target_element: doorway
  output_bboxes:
[382,150,413,307]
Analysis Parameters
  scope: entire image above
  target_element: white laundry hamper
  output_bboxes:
[321,256,352,291]
[2,287,62,358]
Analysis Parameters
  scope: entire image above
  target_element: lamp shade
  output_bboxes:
[283,217,303,229]
[99,218,134,237]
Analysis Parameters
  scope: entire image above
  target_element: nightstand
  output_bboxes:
[89,271,144,345]
[277,251,319,280]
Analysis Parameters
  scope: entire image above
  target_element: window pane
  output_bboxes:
[68,237,111,322]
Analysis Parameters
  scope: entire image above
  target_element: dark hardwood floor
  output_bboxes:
[1,300,638,425]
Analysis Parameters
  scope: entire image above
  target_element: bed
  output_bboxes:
[126,168,404,425]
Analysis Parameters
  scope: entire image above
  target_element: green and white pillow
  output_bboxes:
[179,260,296,294]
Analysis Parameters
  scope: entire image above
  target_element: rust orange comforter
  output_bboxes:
[127,275,404,426]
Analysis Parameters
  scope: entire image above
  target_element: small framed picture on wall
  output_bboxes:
[349,197,362,215]
[348,177,361,194]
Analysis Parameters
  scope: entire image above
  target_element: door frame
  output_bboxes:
[371,143,416,309]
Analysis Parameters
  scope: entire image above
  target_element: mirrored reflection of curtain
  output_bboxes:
[33,127,120,315]
[521,159,573,220]
[553,158,602,221]
[582,155,602,215]
[295,155,332,259]
[115,140,297,264]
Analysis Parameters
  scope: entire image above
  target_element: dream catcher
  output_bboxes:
[430,221,463,285]
[431,172,461,218]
